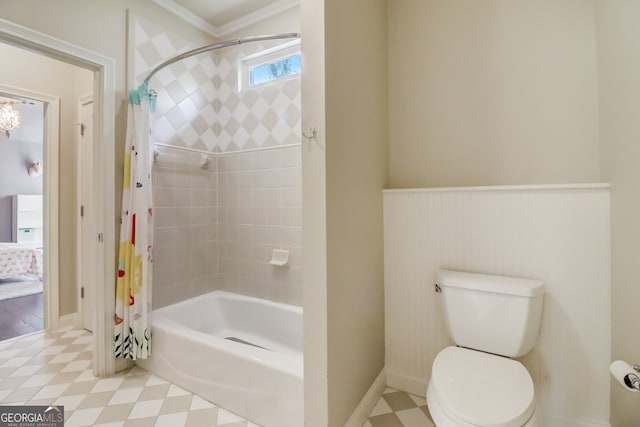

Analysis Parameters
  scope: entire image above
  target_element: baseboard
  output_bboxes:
[386,370,428,398]
[344,369,387,427]
[58,313,79,329]
[543,415,610,427]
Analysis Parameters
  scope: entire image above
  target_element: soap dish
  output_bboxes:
[269,249,290,267]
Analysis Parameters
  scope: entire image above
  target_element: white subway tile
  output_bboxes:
[207,207,218,224]
[154,187,174,208]
[252,188,270,207]
[191,189,208,207]
[175,207,191,225]
[154,226,177,248]
[282,226,302,247]
[281,188,301,208]
[266,188,281,207]
[265,226,283,245]
[172,188,191,207]
[173,225,192,246]
[190,207,208,225]
[154,207,177,227]
[206,189,218,207]
[266,207,282,226]
[281,207,301,227]
[187,224,208,242]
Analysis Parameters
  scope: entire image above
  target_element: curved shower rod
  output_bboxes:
[142,32,301,86]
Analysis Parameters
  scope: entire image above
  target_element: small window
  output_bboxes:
[239,40,301,91]
[250,54,301,87]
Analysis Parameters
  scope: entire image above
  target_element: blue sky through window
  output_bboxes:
[250,54,301,87]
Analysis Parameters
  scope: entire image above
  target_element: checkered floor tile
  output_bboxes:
[0,328,259,426]
[364,388,435,427]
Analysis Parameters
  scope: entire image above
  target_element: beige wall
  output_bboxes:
[324,0,388,425]
[301,0,388,424]
[596,1,640,425]
[387,0,600,188]
[300,0,329,423]
[0,42,91,316]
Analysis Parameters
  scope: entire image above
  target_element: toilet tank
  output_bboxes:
[436,269,544,358]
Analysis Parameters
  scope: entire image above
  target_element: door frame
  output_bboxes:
[0,83,60,331]
[0,18,117,377]
[76,93,93,332]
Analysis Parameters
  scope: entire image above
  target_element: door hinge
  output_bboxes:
[81,287,84,298]
[97,233,103,243]
[80,205,84,217]
[77,122,86,137]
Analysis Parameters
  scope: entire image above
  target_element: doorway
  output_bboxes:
[0,42,93,342]
[0,80,60,340]
[0,18,117,377]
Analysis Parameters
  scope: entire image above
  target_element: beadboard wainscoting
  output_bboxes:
[383,184,611,427]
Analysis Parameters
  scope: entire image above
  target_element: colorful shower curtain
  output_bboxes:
[114,83,154,360]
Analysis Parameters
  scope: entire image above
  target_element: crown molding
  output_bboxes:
[152,0,218,37]
[152,0,299,39]
[216,0,299,37]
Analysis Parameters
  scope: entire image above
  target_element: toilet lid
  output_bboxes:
[431,346,535,427]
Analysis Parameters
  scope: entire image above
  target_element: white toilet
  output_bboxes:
[427,269,544,427]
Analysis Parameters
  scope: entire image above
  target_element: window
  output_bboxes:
[239,40,301,91]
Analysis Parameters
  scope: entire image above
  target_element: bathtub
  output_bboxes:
[136,291,303,427]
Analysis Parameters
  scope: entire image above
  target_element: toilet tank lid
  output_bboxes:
[437,269,544,297]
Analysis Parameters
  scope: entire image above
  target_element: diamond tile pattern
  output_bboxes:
[132,16,300,153]
[0,328,260,426]
[365,388,435,427]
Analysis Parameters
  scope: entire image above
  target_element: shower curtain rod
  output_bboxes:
[143,33,301,86]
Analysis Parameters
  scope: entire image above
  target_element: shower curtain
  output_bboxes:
[114,83,154,360]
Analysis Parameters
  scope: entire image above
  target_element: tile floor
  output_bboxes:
[364,388,435,427]
[0,327,435,427]
[0,328,258,426]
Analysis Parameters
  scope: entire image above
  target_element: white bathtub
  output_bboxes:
[136,291,303,427]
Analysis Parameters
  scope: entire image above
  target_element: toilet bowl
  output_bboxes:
[428,270,544,427]
[427,347,538,427]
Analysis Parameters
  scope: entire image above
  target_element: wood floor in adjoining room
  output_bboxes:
[0,292,43,341]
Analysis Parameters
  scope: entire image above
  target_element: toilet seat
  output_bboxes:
[428,346,535,427]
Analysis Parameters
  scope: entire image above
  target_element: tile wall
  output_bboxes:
[218,146,302,305]
[213,43,302,152]
[132,15,301,154]
[152,155,218,309]
[131,14,302,308]
[131,14,219,151]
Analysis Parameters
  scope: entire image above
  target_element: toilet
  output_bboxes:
[427,269,544,427]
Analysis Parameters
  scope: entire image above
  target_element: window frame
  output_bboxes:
[238,39,301,92]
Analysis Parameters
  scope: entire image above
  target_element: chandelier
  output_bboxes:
[0,103,20,138]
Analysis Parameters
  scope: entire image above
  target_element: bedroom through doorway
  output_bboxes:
[0,94,45,340]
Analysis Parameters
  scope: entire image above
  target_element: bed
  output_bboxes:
[0,243,43,280]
